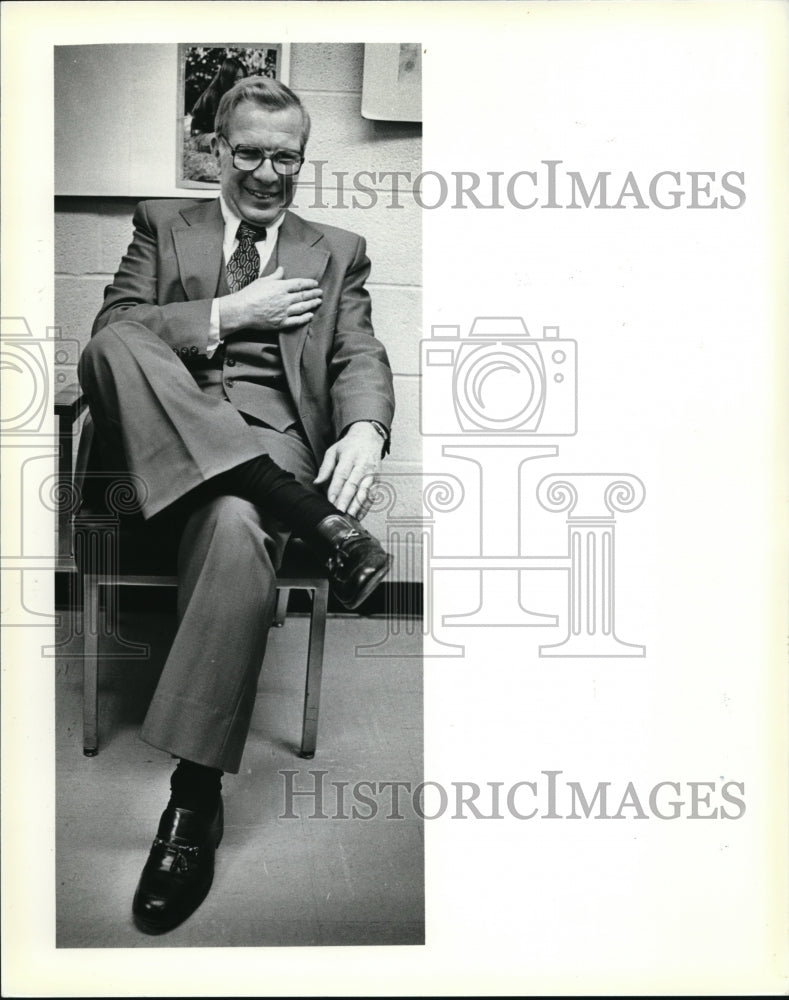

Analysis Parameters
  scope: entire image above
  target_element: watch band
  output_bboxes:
[367,420,389,443]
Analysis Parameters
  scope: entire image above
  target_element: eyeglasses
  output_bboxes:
[218,134,304,176]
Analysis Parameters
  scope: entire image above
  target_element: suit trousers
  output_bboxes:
[78,320,319,772]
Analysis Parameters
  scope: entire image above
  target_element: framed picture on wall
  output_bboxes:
[176,43,291,188]
[361,43,422,122]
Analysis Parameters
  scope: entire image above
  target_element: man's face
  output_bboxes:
[213,102,304,227]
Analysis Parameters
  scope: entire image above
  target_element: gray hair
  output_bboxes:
[214,76,311,149]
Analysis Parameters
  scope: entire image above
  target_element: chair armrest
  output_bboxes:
[55,380,87,425]
[55,379,88,568]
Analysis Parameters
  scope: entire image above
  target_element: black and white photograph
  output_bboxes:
[2,1,788,996]
[50,40,424,948]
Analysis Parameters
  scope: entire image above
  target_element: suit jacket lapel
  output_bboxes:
[172,199,225,301]
[276,212,330,407]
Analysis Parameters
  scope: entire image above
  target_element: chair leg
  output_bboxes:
[83,576,100,756]
[274,587,289,628]
[299,581,328,759]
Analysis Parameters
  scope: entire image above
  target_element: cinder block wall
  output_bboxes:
[55,43,423,580]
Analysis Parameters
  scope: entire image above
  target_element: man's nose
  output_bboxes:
[252,157,280,183]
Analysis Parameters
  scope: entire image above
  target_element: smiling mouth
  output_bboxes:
[245,188,279,202]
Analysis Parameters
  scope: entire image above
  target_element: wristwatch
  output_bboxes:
[361,419,390,457]
[367,420,389,444]
[345,419,390,455]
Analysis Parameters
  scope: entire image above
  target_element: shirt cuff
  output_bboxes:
[206,300,222,358]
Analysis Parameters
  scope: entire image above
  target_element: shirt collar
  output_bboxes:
[218,195,286,239]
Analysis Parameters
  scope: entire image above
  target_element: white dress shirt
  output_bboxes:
[206,196,286,358]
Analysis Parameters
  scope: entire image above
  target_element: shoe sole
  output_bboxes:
[341,552,393,611]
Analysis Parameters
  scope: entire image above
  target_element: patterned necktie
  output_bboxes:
[226,222,267,292]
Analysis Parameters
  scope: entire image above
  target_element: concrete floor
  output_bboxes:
[56,607,423,948]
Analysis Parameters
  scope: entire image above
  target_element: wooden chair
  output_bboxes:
[55,383,329,760]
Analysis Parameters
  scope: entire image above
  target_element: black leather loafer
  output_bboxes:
[132,797,223,935]
[315,513,392,610]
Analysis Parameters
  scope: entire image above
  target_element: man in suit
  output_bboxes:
[78,76,395,934]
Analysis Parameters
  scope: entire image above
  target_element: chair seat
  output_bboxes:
[74,504,328,580]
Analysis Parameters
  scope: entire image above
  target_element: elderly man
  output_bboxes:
[77,76,395,934]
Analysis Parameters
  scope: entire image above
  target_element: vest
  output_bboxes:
[190,240,299,431]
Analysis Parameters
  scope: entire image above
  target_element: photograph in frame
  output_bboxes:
[177,43,290,187]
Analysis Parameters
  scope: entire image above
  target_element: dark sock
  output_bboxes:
[165,454,347,555]
[169,759,223,815]
[220,455,338,542]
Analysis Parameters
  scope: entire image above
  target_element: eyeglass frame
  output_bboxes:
[216,133,304,176]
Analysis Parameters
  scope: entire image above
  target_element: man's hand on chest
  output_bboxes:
[218,265,323,334]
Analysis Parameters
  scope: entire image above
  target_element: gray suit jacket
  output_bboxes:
[93,198,395,464]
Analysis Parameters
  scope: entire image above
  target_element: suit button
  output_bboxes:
[172,347,179,354]
[190,346,198,355]
[225,378,234,388]
[180,347,189,357]
[226,357,236,367]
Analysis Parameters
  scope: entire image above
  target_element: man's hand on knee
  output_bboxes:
[313,422,383,519]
